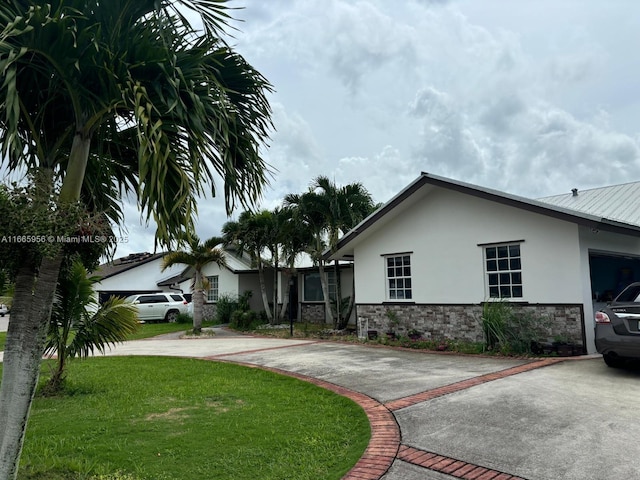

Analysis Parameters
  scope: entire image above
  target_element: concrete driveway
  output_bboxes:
[2,326,638,480]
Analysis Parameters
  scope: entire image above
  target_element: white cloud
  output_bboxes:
[108,0,640,255]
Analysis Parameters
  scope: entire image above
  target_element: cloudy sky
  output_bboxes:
[118,0,640,256]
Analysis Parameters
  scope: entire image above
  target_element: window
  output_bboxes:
[386,255,412,300]
[485,244,522,298]
[303,271,336,302]
[207,276,219,302]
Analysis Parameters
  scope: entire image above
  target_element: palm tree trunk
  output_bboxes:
[318,261,333,326]
[334,259,344,329]
[193,270,203,333]
[344,268,356,326]
[0,255,62,480]
[0,135,90,479]
[258,261,273,322]
[272,249,279,323]
[279,271,290,320]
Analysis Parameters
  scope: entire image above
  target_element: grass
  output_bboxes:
[9,356,370,480]
[125,320,217,340]
[0,321,216,351]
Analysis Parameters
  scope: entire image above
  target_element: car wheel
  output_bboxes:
[165,310,179,323]
[603,354,624,368]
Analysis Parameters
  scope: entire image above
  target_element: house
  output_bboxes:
[95,249,355,324]
[327,172,640,353]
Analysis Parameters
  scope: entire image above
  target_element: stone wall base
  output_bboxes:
[356,303,584,346]
[301,303,326,323]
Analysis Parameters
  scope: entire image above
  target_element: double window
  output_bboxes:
[386,254,412,300]
[206,275,219,302]
[485,244,522,298]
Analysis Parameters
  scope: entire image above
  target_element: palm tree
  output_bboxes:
[285,177,376,328]
[44,259,139,393]
[284,188,334,324]
[161,236,227,333]
[0,2,272,477]
[222,211,277,322]
[277,206,314,321]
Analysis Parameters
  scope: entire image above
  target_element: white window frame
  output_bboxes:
[385,254,413,301]
[206,275,219,302]
[483,242,523,299]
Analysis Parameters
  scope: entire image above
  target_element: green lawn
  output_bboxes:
[11,356,369,480]
[125,321,218,340]
[0,320,214,351]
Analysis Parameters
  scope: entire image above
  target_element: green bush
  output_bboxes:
[481,300,546,355]
[175,312,192,324]
[230,309,261,330]
[215,293,240,324]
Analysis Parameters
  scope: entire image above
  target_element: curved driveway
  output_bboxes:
[4,326,640,480]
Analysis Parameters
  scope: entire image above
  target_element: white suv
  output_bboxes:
[124,293,189,323]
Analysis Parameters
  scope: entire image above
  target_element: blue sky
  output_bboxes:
[100,1,640,255]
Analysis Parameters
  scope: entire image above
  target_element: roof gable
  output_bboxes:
[328,172,640,260]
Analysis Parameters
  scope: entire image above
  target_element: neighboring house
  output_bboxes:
[95,249,352,323]
[94,252,174,302]
[327,173,640,353]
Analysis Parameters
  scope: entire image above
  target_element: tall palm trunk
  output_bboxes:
[271,248,279,323]
[257,260,273,322]
[279,270,291,320]
[334,259,344,329]
[193,270,204,333]
[0,256,63,479]
[344,269,356,326]
[0,135,90,480]
[318,260,333,325]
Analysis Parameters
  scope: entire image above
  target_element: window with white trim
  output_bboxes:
[485,244,522,298]
[206,275,219,302]
[385,254,412,300]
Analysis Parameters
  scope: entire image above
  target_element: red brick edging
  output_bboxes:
[398,445,528,480]
[201,350,576,480]
[205,360,400,480]
[385,357,565,411]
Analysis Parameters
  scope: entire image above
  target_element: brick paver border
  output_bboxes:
[384,357,565,411]
[201,344,582,480]
[208,360,401,480]
[397,445,528,480]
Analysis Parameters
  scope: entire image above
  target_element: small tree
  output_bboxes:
[44,259,138,393]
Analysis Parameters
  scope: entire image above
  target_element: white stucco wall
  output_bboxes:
[200,263,240,300]
[354,188,583,305]
[96,257,184,293]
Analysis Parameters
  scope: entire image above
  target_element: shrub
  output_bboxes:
[216,290,254,325]
[481,300,547,355]
[215,293,240,324]
[175,313,192,324]
[230,310,262,330]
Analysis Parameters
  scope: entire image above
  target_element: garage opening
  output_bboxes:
[589,251,640,310]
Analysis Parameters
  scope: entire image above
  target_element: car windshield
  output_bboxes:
[615,284,640,303]
[123,295,137,303]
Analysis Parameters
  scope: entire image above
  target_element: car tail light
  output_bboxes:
[595,311,611,324]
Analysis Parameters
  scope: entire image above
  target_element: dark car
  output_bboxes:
[595,282,640,367]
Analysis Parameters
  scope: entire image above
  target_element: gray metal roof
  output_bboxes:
[539,182,640,227]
